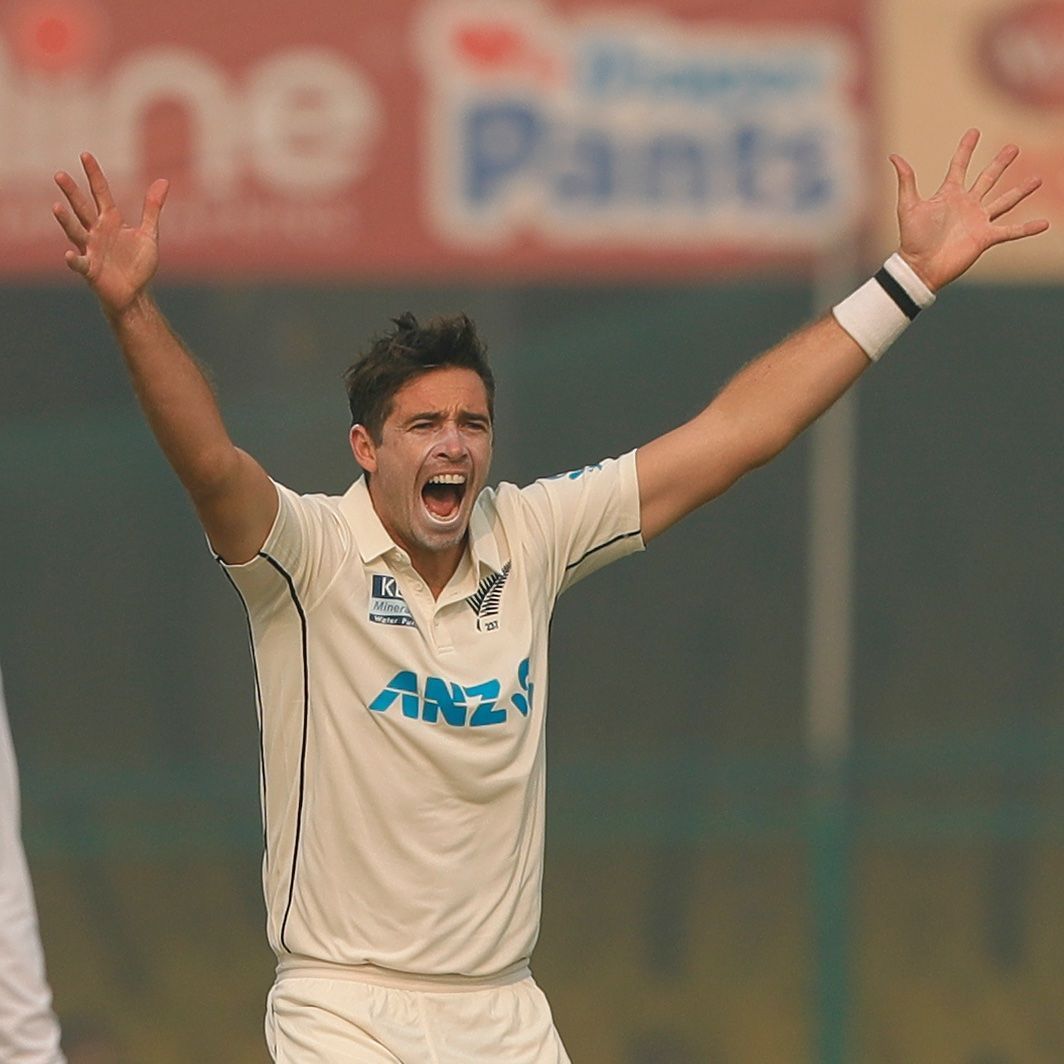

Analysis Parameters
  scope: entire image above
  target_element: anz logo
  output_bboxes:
[369,658,533,728]
[548,463,603,481]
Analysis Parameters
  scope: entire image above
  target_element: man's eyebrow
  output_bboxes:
[402,409,491,426]
[403,410,444,425]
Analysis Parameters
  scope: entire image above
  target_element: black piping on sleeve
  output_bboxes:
[219,566,270,874]
[258,552,312,954]
[563,529,642,573]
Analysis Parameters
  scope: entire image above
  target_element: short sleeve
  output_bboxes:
[214,481,351,618]
[517,450,644,599]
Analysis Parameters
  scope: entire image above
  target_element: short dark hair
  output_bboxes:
[344,312,495,442]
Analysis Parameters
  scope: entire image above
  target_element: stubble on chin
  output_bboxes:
[416,524,466,554]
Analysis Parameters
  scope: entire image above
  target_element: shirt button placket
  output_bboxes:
[433,612,453,655]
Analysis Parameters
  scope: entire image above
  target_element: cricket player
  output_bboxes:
[0,666,66,1064]
[51,130,1045,1061]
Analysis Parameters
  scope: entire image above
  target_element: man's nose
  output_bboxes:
[434,422,466,456]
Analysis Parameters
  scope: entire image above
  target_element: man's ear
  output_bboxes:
[350,424,378,474]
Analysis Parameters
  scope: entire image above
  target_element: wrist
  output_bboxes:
[831,253,936,362]
[104,290,156,329]
[894,251,941,294]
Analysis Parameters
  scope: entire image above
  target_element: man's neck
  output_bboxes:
[408,544,465,600]
[364,479,468,599]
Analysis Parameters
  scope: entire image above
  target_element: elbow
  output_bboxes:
[182,445,245,501]
[748,431,794,471]
[706,394,806,477]
[720,417,800,478]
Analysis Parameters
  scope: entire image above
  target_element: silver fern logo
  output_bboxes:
[467,562,511,632]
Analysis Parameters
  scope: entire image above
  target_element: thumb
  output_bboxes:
[140,178,170,238]
[64,249,91,277]
[890,154,919,213]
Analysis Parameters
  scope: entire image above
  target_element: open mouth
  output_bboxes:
[421,473,467,523]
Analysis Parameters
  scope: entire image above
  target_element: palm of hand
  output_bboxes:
[84,209,159,309]
[891,130,1047,291]
[899,187,991,289]
[53,154,169,314]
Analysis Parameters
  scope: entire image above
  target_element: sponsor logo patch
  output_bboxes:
[370,574,417,628]
[369,657,534,728]
[548,463,603,481]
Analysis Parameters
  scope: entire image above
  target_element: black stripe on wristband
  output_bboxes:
[874,267,921,321]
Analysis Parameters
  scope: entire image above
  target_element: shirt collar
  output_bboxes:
[338,476,503,576]
[467,497,502,576]
[338,477,396,565]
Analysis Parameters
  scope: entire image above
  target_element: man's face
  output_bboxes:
[351,367,493,561]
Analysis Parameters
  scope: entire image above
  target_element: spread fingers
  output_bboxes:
[986,176,1043,221]
[52,202,88,251]
[54,170,96,229]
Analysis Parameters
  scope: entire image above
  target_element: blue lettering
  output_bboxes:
[581,41,638,98]
[644,134,711,204]
[578,41,822,105]
[455,103,849,228]
[789,133,832,211]
[468,679,506,728]
[422,677,468,727]
[555,129,615,204]
[367,666,532,730]
[548,463,604,481]
[511,657,534,718]
[466,102,544,204]
[368,670,420,719]
[734,124,765,204]
[733,125,833,211]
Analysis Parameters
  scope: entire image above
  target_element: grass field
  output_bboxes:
[31,840,1064,1063]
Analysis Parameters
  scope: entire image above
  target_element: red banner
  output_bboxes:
[0,0,872,280]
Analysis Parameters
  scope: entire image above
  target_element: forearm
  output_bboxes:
[53,156,276,561]
[707,252,937,463]
[637,130,1048,542]
[637,316,869,541]
[704,314,868,468]
[106,292,240,497]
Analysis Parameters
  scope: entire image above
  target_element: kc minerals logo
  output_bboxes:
[370,574,417,628]
[417,0,864,249]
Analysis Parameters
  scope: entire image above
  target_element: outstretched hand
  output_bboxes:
[892,129,1049,291]
[53,153,169,315]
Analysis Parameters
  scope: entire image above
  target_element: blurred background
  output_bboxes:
[1,0,1062,1061]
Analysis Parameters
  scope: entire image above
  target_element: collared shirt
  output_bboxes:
[221,451,643,977]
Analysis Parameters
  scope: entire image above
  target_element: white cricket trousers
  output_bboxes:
[0,667,65,1064]
[266,961,573,1063]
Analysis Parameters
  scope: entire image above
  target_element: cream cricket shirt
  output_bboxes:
[0,667,65,1064]
[221,451,643,978]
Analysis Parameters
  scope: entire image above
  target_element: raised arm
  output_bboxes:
[53,153,277,563]
[636,129,1049,543]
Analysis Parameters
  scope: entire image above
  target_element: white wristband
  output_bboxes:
[832,253,936,362]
